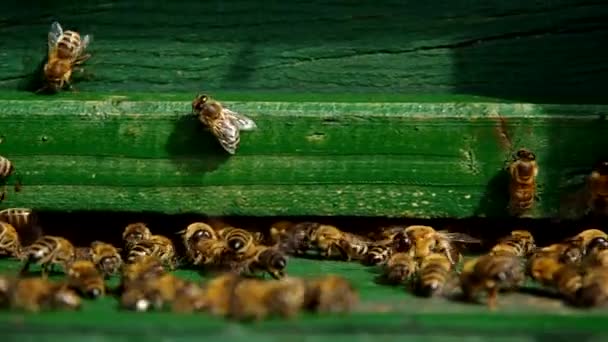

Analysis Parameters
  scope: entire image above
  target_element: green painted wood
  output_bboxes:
[1,95,607,218]
[0,1,606,103]
[1,257,608,341]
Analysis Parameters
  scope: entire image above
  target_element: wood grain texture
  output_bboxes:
[1,95,607,218]
[0,0,606,103]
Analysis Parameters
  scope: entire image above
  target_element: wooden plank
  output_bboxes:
[0,1,606,103]
[1,95,607,218]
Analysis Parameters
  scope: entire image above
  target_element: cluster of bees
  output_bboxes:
[0,212,358,319]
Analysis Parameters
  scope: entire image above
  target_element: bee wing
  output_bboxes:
[224,108,257,132]
[81,34,92,51]
[212,119,239,155]
[438,231,482,244]
[48,21,63,53]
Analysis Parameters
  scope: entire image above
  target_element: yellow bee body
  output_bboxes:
[20,236,75,276]
[404,225,479,265]
[303,275,359,313]
[508,149,539,216]
[460,253,524,309]
[418,252,453,297]
[8,277,81,312]
[90,241,122,277]
[67,260,105,298]
[0,221,21,258]
[490,230,535,257]
[311,225,371,261]
[0,208,41,246]
[191,94,257,154]
[122,222,152,249]
[40,21,91,93]
[178,222,218,263]
[229,277,306,321]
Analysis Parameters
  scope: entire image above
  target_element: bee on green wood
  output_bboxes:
[191,94,257,154]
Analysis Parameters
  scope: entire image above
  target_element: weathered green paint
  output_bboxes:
[1,96,607,218]
[0,1,606,103]
[1,258,608,342]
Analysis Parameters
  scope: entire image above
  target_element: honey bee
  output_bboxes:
[177,222,218,263]
[583,237,608,267]
[231,245,288,279]
[303,275,359,313]
[564,229,608,256]
[0,275,11,307]
[120,255,166,290]
[126,234,176,269]
[20,236,75,276]
[191,94,257,154]
[588,160,608,215]
[417,252,454,297]
[382,252,418,285]
[39,21,91,93]
[0,221,21,258]
[527,246,571,287]
[200,273,241,317]
[576,266,608,307]
[122,222,152,249]
[460,253,525,309]
[8,277,81,312]
[490,230,536,257]
[0,208,41,246]
[553,264,584,304]
[507,149,539,216]
[228,277,306,321]
[0,155,15,201]
[310,224,371,261]
[90,241,122,277]
[191,237,230,267]
[67,260,105,298]
[74,246,93,261]
[171,281,208,314]
[218,227,259,256]
[363,244,393,266]
[272,221,318,256]
[137,273,188,311]
[404,225,480,265]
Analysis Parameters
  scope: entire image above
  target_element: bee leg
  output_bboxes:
[486,287,498,310]
[74,54,91,66]
[0,184,5,202]
[14,175,23,192]
[41,263,50,278]
[19,257,32,276]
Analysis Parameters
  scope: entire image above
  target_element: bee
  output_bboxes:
[417,252,454,297]
[527,246,572,287]
[0,208,41,246]
[74,246,93,261]
[66,260,105,298]
[231,245,288,279]
[20,236,75,276]
[200,273,242,317]
[120,255,166,290]
[171,281,208,314]
[303,275,359,313]
[126,234,176,269]
[135,273,188,311]
[177,222,218,263]
[507,148,539,216]
[8,277,81,312]
[191,237,230,267]
[553,264,584,304]
[460,253,525,309]
[490,230,536,257]
[218,227,257,256]
[382,252,418,285]
[0,275,11,307]
[404,225,480,265]
[310,224,371,261]
[0,155,15,201]
[564,229,608,256]
[0,221,21,258]
[588,160,608,215]
[228,277,306,321]
[39,21,91,93]
[576,266,608,307]
[191,94,257,154]
[583,237,608,267]
[122,222,152,249]
[90,241,122,277]
[273,221,318,256]
[363,244,393,266]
